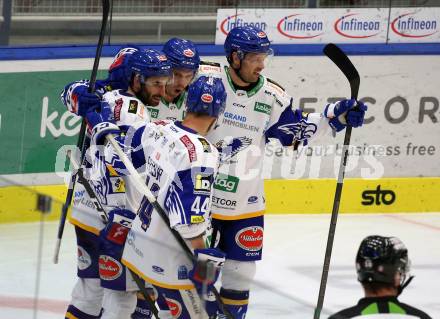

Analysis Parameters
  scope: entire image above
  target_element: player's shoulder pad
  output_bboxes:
[199,60,222,74]
[266,77,285,92]
[178,133,217,164]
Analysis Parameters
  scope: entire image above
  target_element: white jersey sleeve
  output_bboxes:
[69,90,150,234]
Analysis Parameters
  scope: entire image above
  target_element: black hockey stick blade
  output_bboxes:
[323,43,360,100]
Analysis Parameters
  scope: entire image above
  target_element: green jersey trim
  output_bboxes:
[224,66,264,98]
[388,302,406,314]
[160,91,186,110]
[361,303,379,315]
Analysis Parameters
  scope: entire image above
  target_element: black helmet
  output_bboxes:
[356,235,410,285]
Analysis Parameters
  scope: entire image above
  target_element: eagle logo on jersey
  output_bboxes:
[278,119,318,142]
[215,137,252,163]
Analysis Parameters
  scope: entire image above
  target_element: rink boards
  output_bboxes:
[1,177,439,223]
[0,44,439,223]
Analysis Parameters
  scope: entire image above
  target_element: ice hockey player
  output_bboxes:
[62,38,200,123]
[64,49,172,319]
[148,37,201,121]
[86,75,228,318]
[197,25,368,318]
[328,235,432,319]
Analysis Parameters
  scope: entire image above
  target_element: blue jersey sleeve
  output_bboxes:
[164,167,214,230]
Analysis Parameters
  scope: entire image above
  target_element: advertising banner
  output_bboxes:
[215,8,440,44]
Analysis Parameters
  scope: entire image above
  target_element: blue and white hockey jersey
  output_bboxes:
[69,90,150,234]
[114,120,219,289]
[198,62,332,220]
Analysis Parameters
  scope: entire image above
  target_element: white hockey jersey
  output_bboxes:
[119,120,219,289]
[198,62,331,220]
[147,92,187,122]
[69,90,150,234]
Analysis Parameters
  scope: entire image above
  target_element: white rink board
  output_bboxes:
[215,8,440,44]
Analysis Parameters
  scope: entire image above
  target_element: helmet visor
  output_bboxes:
[241,48,274,69]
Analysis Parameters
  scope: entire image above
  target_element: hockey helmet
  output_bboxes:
[107,46,140,90]
[224,26,273,62]
[356,235,410,285]
[163,38,200,71]
[186,76,226,118]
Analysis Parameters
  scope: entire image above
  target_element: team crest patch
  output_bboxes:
[128,100,138,114]
[257,31,267,38]
[183,49,195,57]
[198,138,211,152]
[201,93,213,103]
[158,55,168,61]
[165,298,182,318]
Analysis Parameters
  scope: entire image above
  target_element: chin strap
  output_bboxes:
[397,275,414,296]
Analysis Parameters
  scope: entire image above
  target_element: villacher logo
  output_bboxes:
[277,14,324,39]
[334,13,381,38]
[391,12,438,38]
[220,14,267,35]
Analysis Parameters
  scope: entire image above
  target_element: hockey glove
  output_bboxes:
[70,83,101,116]
[324,99,367,132]
[189,248,225,298]
[86,101,120,145]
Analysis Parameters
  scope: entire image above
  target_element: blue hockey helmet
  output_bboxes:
[163,38,200,71]
[186,76,226,118]
[127,49,172,83]
[224,26,272,61]
[107,46,141,89]
[356,235,410,285]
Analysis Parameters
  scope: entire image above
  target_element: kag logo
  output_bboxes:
[361,185,396,206]
[214,174,239,193]
[220,14,267,35]
[277,14,324,39]
[334,13,381,38]
[391,12,438,38]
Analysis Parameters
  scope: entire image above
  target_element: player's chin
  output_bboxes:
[150,96,161,106]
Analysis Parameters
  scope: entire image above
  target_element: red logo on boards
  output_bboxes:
[98,255,123,281]
[235,226,264,251]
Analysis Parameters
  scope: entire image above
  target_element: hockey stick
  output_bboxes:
[53,0,110,264]
[313,43,360,319]
[66,148,161,319]
[106,135,234,319]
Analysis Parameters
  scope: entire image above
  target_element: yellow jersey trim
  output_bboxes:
[69,217,100,236]
[221,297,249,306]
[212,210,265,220]
[122,258,195,290]
[65,312,79,319]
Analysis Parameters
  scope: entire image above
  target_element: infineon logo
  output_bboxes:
[220,14,267,35]
[334,13,381,38]
[214,174,239,193]
[391,12,438,38]
[277,14,324,39]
